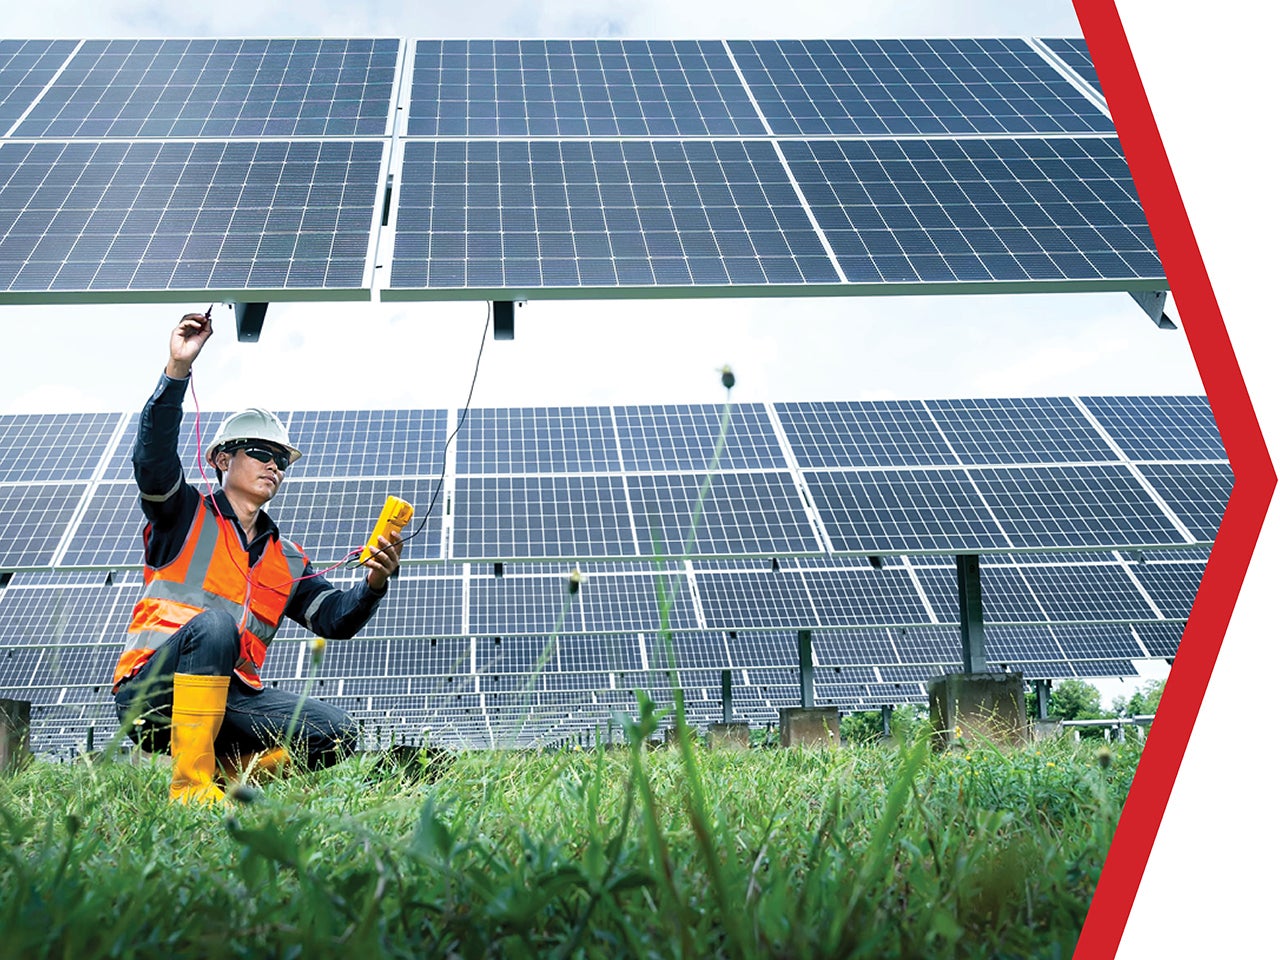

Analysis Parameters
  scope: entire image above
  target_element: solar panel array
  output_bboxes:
[0,394,1224,751]
[0,36,1158,303]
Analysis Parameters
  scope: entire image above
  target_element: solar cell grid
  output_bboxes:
[280,409,448,478]
[1136,462,1233,542]
[1134,621,1182,659]
[804,567,932,627]
[812,628,900,666]
[55,481,145,569]
[806,468,1007,554]
[0,412,119,482]
[470,575,580,636]
[0,139,383,295]
[409,39,763,138]
[890,627,962,665]
[1130,562,1204,620]
[1071,659,1138,678]
[914,563,1044,623]
[271,476,444,564]
[455,407,619,474]
[970,464,1188,549]
[1081,395,1225,461]
[475,634,556,674]
[0,483,87,569]
[16,38,399,138]
[388,138,839,292]
[1041,38,1102,98]
[781,136,1162,287]
[452,474,633,559]
[386,636,470,675]
[0,585,129,646]
[578,573,700,633]
[354,576,463,637]
[729,38,1114,137]
[103,411,235,481]
[926,396,1117,464]
[775,400,956,468]
[1050,624,1143,660]
[1019,564,1156,622]
[696,571,815,628]
[615,403,786,471]
[0,40,76,131]
[630,471,819,557]
[983,624,1065,663]
[558,640,640,675]
[658,633,732,669]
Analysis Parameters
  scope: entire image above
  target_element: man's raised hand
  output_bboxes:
[166,311,214,379]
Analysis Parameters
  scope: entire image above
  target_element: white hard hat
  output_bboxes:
[204,408,302,467]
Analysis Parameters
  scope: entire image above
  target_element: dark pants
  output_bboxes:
[114,609,359,769]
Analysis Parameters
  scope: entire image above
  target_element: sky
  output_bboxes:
[2,1,1271,953]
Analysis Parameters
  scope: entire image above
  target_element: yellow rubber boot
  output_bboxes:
[219,746,291,783]
[169,673,230,806]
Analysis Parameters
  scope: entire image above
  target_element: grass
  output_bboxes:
[0,724,1132,959]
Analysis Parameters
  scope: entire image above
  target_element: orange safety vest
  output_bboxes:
[113,497,309,691]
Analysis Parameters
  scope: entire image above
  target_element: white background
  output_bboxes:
[1117,1,1278,956]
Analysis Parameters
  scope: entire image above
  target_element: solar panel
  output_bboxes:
[270,476,445,564]
[776,400,956,468]
[577,572,700,633]
[696,571,815,629]
[1130,561,1204,620]
[387,138,839,293]
[15,38,399,138]
[803,568,933,627]
[730,38,1113,137]
[913,563,1044,623]
[280,409,448,478]
[1135,462,1233,542]
[55,482,144,568]
[629,472,819,557]
[983,624,1065,663]
[782,136,1161,287]
[0,483,87,569]
[969,464,1190,549]
[1081,395,1225,461]
[455,406,620,474]
[1133,622,1182,659]
[806,468,1007,553]
[0,40,76,131]
[614,404,786,471]
[1018,564,1156,622]
[452,475,634,560]
[469,575,584,636]
[0,412,119,482]
[345,575,464,638]
[1040,38,1103,98]
[1050,624,1144,660]
[0,139,384,295]
[812,628,902,667]
[409,39,764,138]
[927,396,1118,464]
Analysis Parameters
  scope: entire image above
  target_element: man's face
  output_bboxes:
[218,443,289,504]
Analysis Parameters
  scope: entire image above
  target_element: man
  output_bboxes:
[112,311,403,804]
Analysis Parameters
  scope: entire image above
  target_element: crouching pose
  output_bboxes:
[112,311,402,804]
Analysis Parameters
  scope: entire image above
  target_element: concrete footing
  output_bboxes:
[928,673,1028,750]
[778,707,840,747]
[1,698,31,775]
[705,722,751,749]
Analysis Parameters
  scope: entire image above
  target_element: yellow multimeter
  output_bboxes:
[360,495,413,563]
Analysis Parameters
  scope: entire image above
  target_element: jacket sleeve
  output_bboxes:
[133,372,202,558]
[285,563,388,640]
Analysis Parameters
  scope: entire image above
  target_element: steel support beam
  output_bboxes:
[1129,290,1175,329]
[881,705,893,737]
[1036,679,1052,721]
[721,669,733,724]
[233,301,268,342]
[493,300,515,339]
[956,554,986,673]
[798,629,814,708]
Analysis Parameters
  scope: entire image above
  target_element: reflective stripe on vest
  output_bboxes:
[114,498,309,690]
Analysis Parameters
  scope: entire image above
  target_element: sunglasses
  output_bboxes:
[232,444,291,472]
